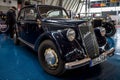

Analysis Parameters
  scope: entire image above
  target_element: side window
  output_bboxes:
[24,8,37,20]
[48,11,60,17]
[18,9,25,21]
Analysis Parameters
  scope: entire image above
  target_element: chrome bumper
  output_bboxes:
[65,47,115,69]
[102,47,115,57]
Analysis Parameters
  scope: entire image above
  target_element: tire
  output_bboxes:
[13,32,19,45]
[103,22,116,37]
[38,40,65,76]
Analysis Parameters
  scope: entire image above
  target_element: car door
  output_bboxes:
[24,7,42,45]
[17,8,28,41]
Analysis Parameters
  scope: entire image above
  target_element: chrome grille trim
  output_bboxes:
[78,25,99,58]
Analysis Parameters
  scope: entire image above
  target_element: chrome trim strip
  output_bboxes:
[18,37,34,49]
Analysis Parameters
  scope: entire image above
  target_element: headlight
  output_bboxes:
[100,27,106,36]
[66,28,76,41]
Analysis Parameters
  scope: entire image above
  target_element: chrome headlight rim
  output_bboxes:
[66,28,76,41]
[100,27,106,37]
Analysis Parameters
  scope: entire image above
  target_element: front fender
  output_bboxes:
[34,32,62,53]
[34,31,85,62]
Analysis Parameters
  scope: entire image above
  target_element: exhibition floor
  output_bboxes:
[0,28,120,80]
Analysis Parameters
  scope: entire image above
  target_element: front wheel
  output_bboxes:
[38,40,65,76]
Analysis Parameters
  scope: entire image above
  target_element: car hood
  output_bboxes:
[42,18,87,25]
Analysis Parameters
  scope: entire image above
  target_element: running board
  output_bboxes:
[18,37,34,49]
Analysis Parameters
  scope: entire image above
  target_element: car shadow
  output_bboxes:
[60,64,102,80]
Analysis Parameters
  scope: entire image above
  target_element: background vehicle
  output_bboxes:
[92,17,116,37]
[0,13,8,34]
[14,5,115,76]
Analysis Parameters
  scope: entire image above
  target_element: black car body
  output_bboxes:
[14,5,115,76]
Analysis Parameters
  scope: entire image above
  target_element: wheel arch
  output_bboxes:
[34,32,63,56]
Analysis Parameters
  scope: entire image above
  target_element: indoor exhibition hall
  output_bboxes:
[0,0,120,80]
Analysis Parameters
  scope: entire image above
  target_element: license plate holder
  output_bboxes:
[90,54,107,67]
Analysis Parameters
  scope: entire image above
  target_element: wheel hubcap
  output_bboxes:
[44,48,58,68]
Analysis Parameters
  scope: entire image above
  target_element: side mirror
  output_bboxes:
[36,19,42,28]
[36,19,41,25]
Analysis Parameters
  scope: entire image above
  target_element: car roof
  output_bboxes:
[22,4,64,9]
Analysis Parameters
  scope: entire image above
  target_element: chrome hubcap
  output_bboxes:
[44,48,58,68]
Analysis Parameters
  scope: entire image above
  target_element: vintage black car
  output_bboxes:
[14,5,115,76]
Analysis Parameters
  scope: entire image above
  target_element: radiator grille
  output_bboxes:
[79,25,99,58]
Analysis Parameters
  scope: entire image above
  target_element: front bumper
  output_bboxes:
[65,47,115,69]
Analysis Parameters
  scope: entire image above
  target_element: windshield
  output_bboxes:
[38,6,69,19]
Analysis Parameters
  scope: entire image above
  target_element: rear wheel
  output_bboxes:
[38,40,65,76]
